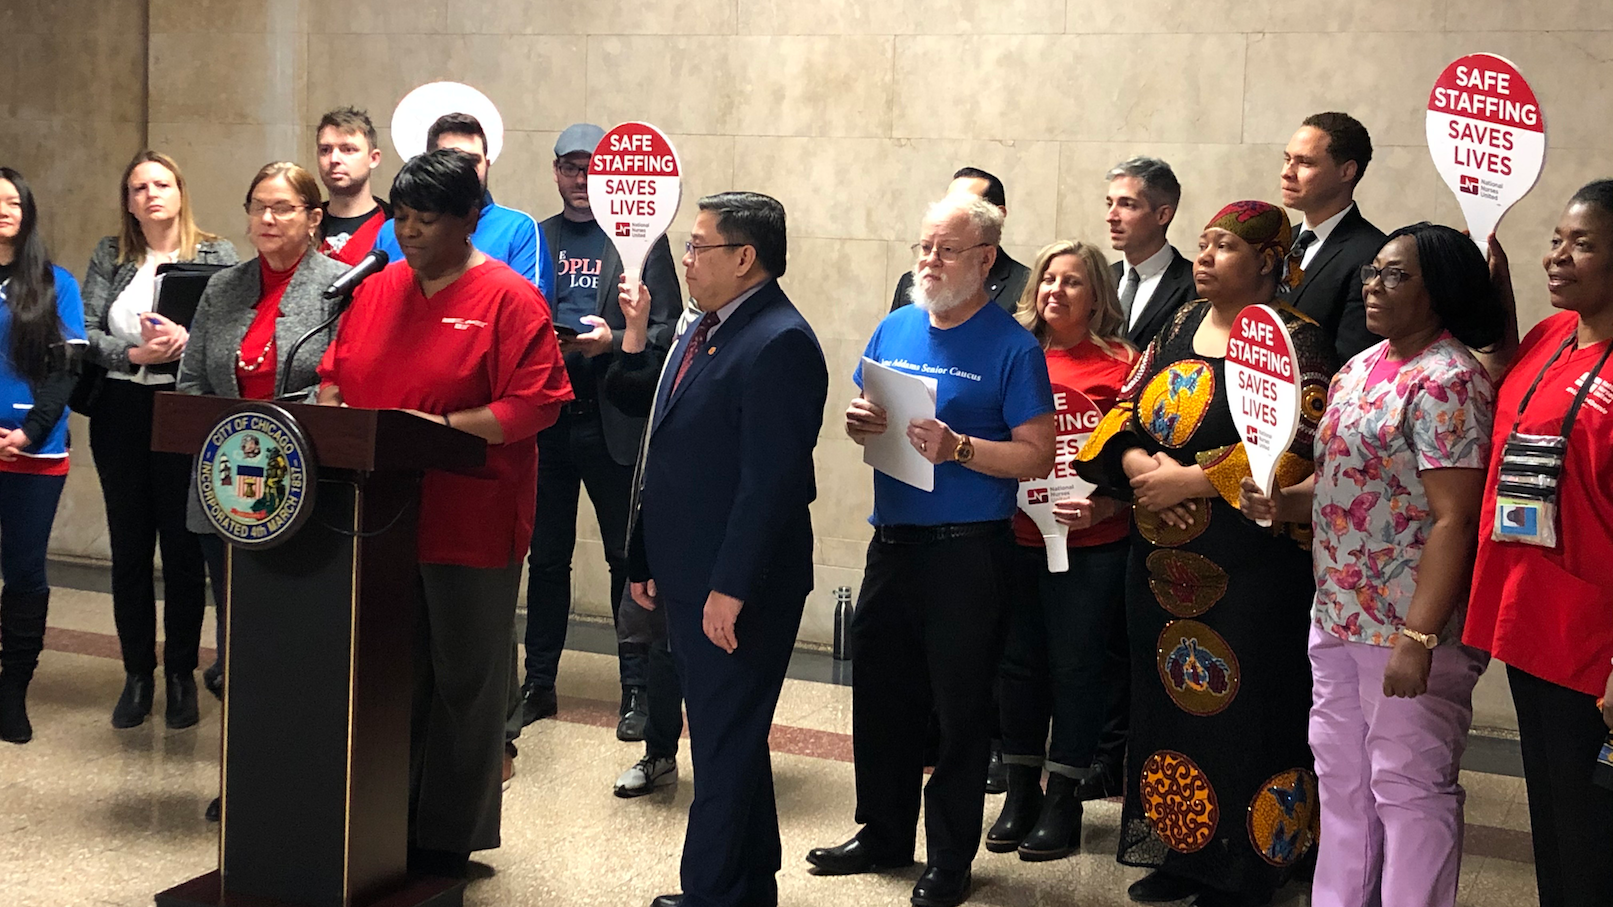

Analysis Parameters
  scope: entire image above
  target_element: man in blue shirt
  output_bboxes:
[373,112,555,302]
[808,194,1056,907]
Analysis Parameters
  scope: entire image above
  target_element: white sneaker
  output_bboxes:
[614,755,678,798]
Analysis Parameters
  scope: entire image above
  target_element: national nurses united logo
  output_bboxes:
[197,403,316,548]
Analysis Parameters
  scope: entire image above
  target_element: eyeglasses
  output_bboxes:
[685,241,745,258]
[245,202,309,219]
[1359,264,1418,290]
[911,242,989,263]
[555,161,588,178]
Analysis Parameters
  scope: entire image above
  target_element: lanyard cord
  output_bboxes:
[1510,334,1613,439]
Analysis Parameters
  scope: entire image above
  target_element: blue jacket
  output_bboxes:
[1,265,87,458]
[628,279,828,606]
[375,193,555,302]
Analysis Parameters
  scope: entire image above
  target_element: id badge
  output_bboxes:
[1493,494,1559,547]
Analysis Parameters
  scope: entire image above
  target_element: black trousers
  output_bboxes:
[850,527,1015,870]
[88,379,207,676]
[1508,665,1613,907]
[619,587,686,760]
[998,540,1126,772]
[667,585,803,907]
[523,405,643,688]
[1091,558,1131,780]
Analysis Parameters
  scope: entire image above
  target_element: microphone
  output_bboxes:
[323,249,389,299]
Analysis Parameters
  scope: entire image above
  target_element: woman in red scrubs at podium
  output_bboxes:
[317,148,571,877]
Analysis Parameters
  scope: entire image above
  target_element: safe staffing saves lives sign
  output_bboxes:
[1226,306,1300,528]
[1426,53,1546,245]
[587,122,683,286]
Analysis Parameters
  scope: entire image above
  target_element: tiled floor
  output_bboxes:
[0,586,1540,907]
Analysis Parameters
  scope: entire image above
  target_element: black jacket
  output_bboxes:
[888,246,1031,315]
[539,215,682,466]
[1112,246,1198,349]
[1279,205,1385,363]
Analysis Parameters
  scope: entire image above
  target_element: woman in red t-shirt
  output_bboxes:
[318,149,571,877]
[1463,181,1613,907]
[987,240,1135,860]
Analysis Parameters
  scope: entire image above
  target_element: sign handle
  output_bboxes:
[1251,461,1278,529]
[1042,530,1070,573]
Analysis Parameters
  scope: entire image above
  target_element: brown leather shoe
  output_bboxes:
[502,742,515,790]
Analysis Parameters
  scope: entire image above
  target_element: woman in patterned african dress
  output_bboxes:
[1077,200,1338,907]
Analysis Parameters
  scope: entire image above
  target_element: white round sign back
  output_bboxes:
[1426,53,1546,246]
[390,82,506,163]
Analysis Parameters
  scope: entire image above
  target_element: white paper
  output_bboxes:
[860,357,938,492]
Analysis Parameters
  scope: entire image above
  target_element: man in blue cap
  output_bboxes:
[517,123,684,753]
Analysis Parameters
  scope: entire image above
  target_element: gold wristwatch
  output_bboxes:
[1399,628,1438,649]
[953,434,975,464]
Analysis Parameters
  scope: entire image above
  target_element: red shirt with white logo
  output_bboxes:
[1013,338,1134,548]
[318,259,573,568]
[1465,312,1613,696]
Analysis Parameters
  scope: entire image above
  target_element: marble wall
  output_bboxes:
[24,0,1613,645]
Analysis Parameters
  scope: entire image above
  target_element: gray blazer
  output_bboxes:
[81,235,239,374]
[177,249,347,401]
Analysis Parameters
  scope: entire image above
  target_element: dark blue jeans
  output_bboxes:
[0,471,66,596]
[998,540,1128,773]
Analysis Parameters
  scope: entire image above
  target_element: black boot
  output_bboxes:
[166,671,200,729]
[984,763,1044,853]
[0,589,48,744]
[985,739,1009,794]
[617,685,648,742]
[112,672,155,728]
[1018,771,1083,861]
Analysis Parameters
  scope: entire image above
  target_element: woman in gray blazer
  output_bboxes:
[177,162,346,731]
[81,150,237,733]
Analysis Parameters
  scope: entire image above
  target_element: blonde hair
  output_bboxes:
[1015,241,1132,358]
[117,150,220,264]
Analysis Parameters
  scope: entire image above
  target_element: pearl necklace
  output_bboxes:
[238,337,273,372]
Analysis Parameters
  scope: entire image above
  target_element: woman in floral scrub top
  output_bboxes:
[1243,223,1506,907]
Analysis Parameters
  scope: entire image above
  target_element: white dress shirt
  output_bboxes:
[1121,243,1176,331]
[1298,203,1355,270]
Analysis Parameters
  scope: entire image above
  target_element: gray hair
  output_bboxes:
[1105,156,1182,211]
[924,193,1004,247]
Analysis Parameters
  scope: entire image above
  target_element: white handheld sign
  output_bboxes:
[587,122,683,286]
[1426,53,1546,247]
[1016,385,1101,572]
[1226,306,1300,528]
[390,82,505,163]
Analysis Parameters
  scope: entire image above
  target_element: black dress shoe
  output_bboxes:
[911,865,971,907]
[521,680,557,726]
[805,837,914,875]
[205,797,220,822]
[617,685,648,742]
[166,671,200,729]
[649,895,684,907]
[984,740,1008,794]
[1194,887,1272,907]
[201,662,224,701]
[408,847,470,879]
[1076,762,1122,801]
[111,673,155,729]
[1127,869,1199,903]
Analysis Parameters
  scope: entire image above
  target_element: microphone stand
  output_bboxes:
[275,290,356,401]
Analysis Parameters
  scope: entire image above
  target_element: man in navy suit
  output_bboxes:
[1278,111,1387,362]
[627,191,829,907]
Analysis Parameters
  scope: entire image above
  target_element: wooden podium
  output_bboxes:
[149,393,484,907]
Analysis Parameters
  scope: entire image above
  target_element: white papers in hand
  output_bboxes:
[859,357,938,492]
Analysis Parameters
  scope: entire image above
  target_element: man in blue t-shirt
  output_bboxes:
[373,112,556,302]
[807,195,1055,906]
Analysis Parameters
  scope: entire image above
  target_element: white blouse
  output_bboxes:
[106,250,177,385]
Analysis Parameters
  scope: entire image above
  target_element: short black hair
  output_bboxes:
[953,166,1006,208]
[390,148,482,219]
[1302,112,1373,186]
[1383,222,1504,350]
[317,107,378,151]
[698,191,787,278]
[427,112,488,157]
[1569,178,1613,220]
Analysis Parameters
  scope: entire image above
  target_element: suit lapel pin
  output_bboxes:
[707,346,717,355]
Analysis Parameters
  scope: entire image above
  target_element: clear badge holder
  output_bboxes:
[1492,432,1564,548]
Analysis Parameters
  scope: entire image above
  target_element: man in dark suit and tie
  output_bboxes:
[1105,156,1197,349]
[1278,111,1387,362]
[890,167,1032,315]
[627,191,829,907]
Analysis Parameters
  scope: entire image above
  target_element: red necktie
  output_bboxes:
[672,312,721,391]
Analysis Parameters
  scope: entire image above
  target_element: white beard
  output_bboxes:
[908,275,973,314]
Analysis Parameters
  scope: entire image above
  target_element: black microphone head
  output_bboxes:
[324,248,391,298]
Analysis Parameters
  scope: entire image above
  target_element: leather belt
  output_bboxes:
[872,520,1010,545]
